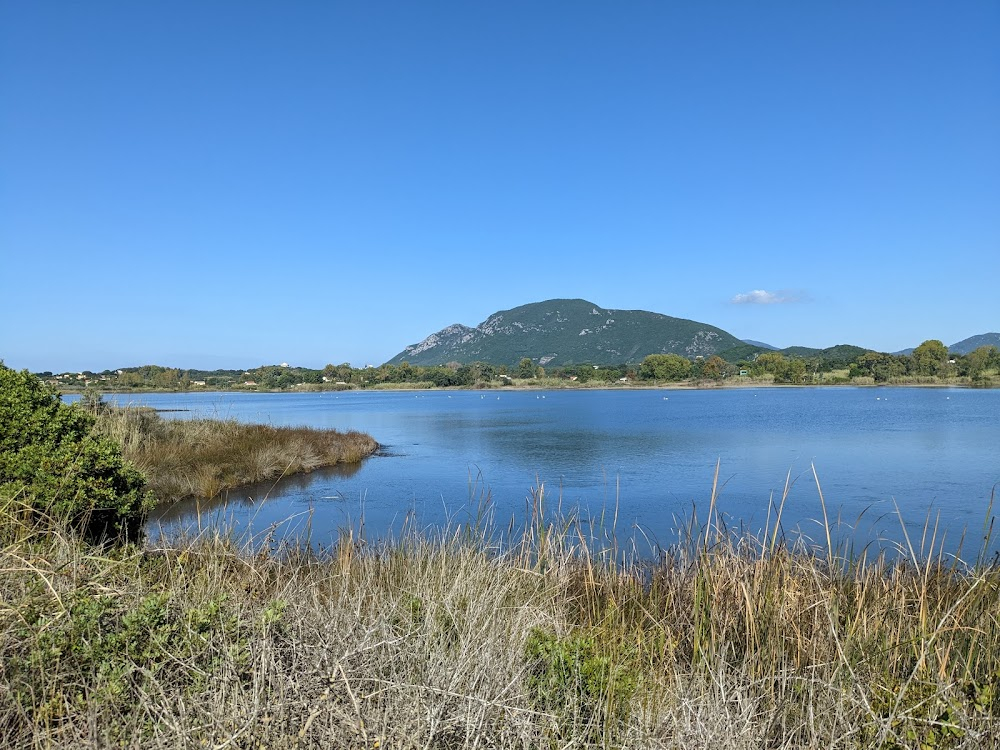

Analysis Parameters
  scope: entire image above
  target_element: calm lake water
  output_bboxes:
[97,387,999,557]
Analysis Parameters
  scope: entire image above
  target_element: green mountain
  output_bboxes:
[949,333,1000,355]
[717,343,768,362]
[386,299,744,367]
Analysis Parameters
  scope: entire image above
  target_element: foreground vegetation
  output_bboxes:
[2,486,998,748]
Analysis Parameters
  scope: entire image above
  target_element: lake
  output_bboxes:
[96,387,999,558]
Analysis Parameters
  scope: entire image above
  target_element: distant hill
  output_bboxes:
[741,339,778,350]
[717,343,768,362]
[386,299,745,367]
[949,333,1000,355]
[718,343,871,367]
[782,344,870,361]
[896,333,1000,356]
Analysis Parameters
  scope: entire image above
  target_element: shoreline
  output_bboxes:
[60,380,992,398]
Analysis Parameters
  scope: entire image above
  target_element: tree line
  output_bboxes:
[39,340,1000,391]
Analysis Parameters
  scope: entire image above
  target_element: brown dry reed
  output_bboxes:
[1,467,998,749]
[92,406,378,503]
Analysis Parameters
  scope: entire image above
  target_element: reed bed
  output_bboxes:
[1,476,998,749]
[93,406,378,503]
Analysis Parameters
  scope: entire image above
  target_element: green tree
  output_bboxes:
[911,339,950,377]
[774,358,807,384]
[963,346,998,379]
[470,362,496,383]
[0,364,151,542]
[337,363,354,382]
[851,352,906,382]
[517,358,536,379]
[752,352,786,377]
[638,354,692,381]
[455,365,474,386]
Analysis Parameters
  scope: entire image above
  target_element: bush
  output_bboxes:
[525,626,638,744]
[0,364,151,542]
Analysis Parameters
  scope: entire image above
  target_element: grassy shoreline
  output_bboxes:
[2,490,998,749]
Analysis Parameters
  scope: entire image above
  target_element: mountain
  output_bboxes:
[386,299,745,367]
[741,339,778,350]
[716,343,768,362]
[949,333,1000,355]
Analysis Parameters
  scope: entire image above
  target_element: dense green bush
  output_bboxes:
[0,363,151,542]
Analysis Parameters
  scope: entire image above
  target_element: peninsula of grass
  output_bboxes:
[93,405,379,503]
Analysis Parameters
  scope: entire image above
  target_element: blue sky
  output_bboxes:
[2,2,997,372]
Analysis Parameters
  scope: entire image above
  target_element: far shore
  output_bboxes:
[59,379,992,398]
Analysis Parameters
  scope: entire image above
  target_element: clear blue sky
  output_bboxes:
[2,2,997,372]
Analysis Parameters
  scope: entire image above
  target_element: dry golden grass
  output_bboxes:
[2,478,998,749]
[93,406,378,503]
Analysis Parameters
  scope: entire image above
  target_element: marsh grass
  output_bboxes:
[93,406,378,503]
[1,476,998,749]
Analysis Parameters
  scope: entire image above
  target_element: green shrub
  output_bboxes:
[10,588,254,741]
[524,626,638,744]
[0,363,151,542]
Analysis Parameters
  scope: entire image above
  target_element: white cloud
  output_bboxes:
[730,289,804,305]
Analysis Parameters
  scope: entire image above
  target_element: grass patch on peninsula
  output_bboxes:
[2,480,998,749]
[93,406,378,503]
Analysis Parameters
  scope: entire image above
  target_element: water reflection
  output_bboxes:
[148,460,367,531]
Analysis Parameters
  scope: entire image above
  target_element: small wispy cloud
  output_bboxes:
[730,289,805,305]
